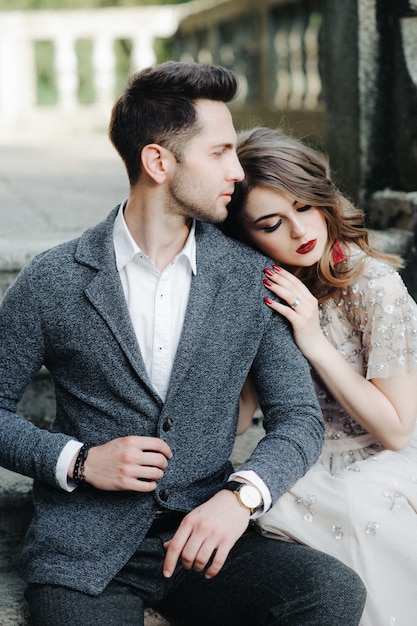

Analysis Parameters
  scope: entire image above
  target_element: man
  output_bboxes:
[0,62,366,625]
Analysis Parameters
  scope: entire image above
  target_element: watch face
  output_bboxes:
[239,484,262,509]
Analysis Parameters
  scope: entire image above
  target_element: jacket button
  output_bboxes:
[162,418,172,432]
[159,489,169,502]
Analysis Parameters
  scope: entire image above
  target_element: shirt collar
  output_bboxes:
[113,202,197,275]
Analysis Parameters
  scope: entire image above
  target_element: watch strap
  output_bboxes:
[221,480,262,514]
[222,481,245,492]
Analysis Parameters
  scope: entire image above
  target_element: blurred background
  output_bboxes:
[0,0,416,296]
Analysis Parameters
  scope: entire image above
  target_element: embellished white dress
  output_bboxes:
[258,252,417,626]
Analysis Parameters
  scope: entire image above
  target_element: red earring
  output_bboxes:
[332,242,346,264]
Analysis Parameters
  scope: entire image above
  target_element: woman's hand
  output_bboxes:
[263,265,326,360]
[263,265,417,450]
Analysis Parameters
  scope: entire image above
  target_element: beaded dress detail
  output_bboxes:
[258,251,417,626]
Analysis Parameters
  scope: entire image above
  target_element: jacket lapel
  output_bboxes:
[74,213,230,404]
[165,222,228,401]
[75,208,157,398]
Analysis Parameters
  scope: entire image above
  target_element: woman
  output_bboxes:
[224,127,417,626]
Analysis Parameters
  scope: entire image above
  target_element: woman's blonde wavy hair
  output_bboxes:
[223,127,402,303]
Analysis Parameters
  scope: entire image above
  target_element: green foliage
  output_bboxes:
[76,39,94,104]
[34,37,137,106]
[114,38,134,96]
[34,40,57,105]
[2,0,191,105]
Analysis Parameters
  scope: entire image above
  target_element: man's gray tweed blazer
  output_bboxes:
[0,207,323,595]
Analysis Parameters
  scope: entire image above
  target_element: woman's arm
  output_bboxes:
[306,342,417,450]
[237,373,259,435]
[263,265,417,450]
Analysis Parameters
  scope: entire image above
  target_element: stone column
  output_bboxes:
[322,0,417,212]
[54,33,78,112]
[92,35,116,107]
[321,0,361,202]
[0,13,35,133]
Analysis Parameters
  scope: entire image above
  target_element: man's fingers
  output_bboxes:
[164,529,231,579]
[163,524,192,578]
[185,539,218,573]
[176,527,213,571]
[132,464,164,481]
[122,435,172,461]
[204,544,229,579]
[137,450,170,470]
[162,512,234,578]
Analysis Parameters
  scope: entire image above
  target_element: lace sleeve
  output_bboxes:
[345,256,417,379]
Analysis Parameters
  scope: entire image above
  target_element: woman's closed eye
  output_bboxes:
[262,205,311,232]
[263,219,282,233]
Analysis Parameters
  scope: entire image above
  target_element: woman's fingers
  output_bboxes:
[263,266,308,310]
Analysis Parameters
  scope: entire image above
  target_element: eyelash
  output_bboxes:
[213,149,227,157]
[262,205,312,233]
[263,220,282,233]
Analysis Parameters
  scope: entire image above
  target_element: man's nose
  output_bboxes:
[228,155,245,182]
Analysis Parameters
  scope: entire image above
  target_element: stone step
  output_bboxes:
[0,468,32,625]
[0,469,33,573]
[0,467,170,624]
[0,570,29,626]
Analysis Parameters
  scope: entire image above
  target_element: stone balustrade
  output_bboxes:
[0,0,325,141]
[0,3,193,138]
[169,0,325,138]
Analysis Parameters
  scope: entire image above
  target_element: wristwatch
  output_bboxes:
[222,481,263,514]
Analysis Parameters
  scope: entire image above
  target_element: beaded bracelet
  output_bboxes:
[73,443,92,486]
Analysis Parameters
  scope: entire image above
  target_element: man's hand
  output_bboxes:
[68,436,172,492]
[163,489,250,580]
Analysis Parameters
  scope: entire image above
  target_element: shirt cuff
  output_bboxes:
[229,469,272,519]
[56,440,83,491]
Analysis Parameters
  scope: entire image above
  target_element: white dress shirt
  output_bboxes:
[55,204,271,515]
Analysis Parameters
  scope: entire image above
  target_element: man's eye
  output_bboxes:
[297,204,312,212]
[263,220,282,233]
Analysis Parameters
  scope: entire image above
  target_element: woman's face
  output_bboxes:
[242,186,328,267]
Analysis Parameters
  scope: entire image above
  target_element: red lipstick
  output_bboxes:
[296,239,317,254]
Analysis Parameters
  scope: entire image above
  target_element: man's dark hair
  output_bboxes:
[109,61,239,186]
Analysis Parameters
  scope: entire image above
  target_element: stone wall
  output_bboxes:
[321,1,417,210]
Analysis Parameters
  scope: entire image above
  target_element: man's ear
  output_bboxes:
[141,144,173,183]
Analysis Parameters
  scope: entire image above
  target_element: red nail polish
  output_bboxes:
[264,267,274,277]
[272,264,281,272]
[263,297,273,305]
[263,278,272,287]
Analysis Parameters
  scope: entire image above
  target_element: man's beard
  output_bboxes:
[167,172,227,224]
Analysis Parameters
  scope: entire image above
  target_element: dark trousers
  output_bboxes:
[26,526,366,626]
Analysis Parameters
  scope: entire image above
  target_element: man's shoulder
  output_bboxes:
[27,238,79,274]
[28,207,118,273]
[196,222,271,267]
